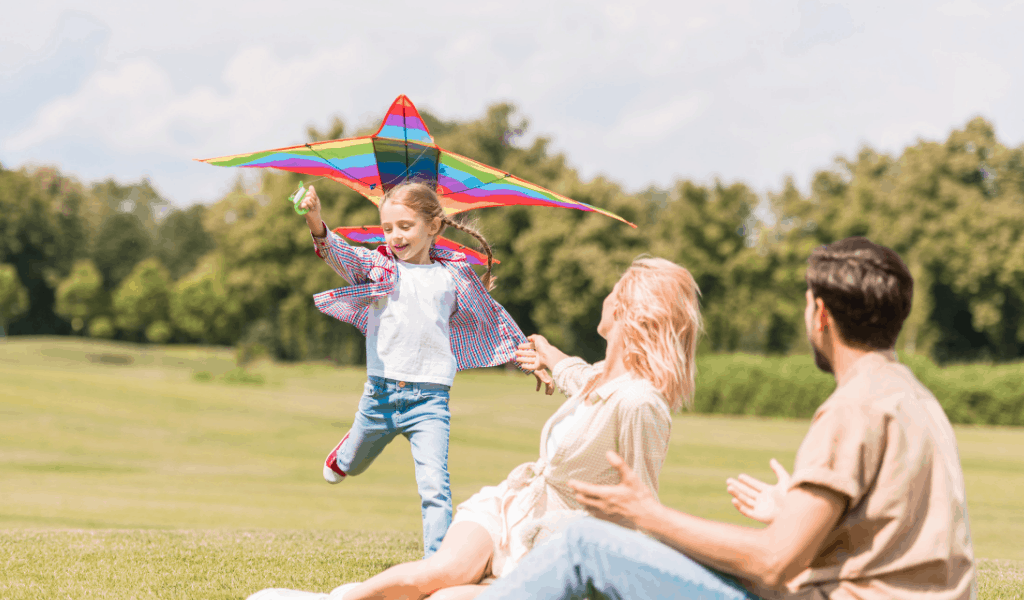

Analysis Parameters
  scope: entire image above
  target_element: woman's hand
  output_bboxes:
[726,458,791,524]
[518,341,555,395]
[300,185,326,237]
[533,369,555,395]
[515,334,569,373]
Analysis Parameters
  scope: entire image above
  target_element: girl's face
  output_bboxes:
[597,280,623,340]
[379,200,441,265]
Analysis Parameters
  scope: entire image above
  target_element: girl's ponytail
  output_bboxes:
[442,216,495,291]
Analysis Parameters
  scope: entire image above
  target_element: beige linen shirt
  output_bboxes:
[456,356,673,576]
[780,351,975,600]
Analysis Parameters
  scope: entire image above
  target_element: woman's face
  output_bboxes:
[379,200,440,265]
[597,280,622,340]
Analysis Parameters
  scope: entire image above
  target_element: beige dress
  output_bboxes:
[451,357,673,578]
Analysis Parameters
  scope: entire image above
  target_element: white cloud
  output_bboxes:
[4,43,388,158]
[611,94,710,144]
[869,120,947,155]
[937,0,991,17]
[931,49,1012,116]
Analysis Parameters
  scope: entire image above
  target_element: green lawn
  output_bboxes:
[1,337,1022,599]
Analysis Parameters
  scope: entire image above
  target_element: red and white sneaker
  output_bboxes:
[323,433,349,484]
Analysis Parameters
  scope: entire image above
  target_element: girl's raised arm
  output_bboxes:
[300,185,376,285]
[300,185,327,238]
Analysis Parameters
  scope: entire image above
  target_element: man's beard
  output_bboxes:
[811,340,833,374]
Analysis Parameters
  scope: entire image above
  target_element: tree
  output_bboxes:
[0,264,29,335]
[156,205,215,281]
[0,166,96,335]
[112,258,172,342]
[169,255,243,345]
[649,180,784,353]
[55,259,107,334]
[93,212,152,291]
[90,178,168,231]
[770,118,1024,362]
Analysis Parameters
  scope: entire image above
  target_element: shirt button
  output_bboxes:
[398,381,406,388]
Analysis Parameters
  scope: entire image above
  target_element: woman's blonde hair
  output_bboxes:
[381,182,496,290]
[612,256,702,411]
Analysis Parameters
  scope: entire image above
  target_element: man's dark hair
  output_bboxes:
[806,237,914,349]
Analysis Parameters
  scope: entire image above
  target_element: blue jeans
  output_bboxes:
[476,518,761,600]
[332,376,452,557]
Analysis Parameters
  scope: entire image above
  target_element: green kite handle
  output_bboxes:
[289,181,310,215]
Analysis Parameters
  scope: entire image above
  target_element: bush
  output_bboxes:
[694,353,1024,426]
[145,321,173,344]
[236,319,277,366]
[88,316,115,339]
[694,354,835,418]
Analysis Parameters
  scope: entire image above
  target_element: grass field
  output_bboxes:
[1,337,1022,599]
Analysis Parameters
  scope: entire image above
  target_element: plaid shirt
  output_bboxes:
[312,228,528,372]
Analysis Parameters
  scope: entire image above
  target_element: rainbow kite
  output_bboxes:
[198,95,635,228]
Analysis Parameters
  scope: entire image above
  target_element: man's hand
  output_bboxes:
[569,451,660,528]
[726,458,790,524]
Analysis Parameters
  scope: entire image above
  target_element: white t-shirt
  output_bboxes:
[366,258,458,386]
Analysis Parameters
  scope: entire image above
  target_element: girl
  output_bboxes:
[298,181,550,558]
[248,257,703,600]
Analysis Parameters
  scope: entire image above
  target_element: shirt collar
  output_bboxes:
[589,371,637,402]
[839,349,899,388]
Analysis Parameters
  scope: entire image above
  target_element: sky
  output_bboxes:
[1,0,1022,207]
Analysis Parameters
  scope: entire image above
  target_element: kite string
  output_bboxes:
[304,143,376,187]
[389,142,436,184]
[440,172,511,197]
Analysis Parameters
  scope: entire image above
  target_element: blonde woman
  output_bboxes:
[247,257,701,600]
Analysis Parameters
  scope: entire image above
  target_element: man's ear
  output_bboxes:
[815,297,829,333]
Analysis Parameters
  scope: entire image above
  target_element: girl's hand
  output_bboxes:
[515,341,542,371]
[300,185,326,237]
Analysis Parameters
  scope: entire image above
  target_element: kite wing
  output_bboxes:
[331,226,499,266]
[437,149,635,227]
[197,137,385,203]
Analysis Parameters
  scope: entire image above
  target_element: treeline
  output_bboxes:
[2,108,1023,365]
